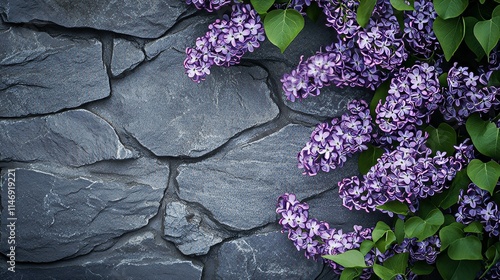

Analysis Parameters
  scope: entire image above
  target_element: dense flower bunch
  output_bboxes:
[298,100,372,175]
[184,3,265,82]
[339,133,470,214]
[456,184,500,237]
[485,261,500,279]
[186,0,231,12]
[375,62,443,137]
[394,235,441,264]
[440,63,500,124]
[402,0,439,58]
[274,0,312,14]
[276,193,375,278]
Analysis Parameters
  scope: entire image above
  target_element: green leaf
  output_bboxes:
[464,220,484,233]
[372,221,392,242]
[264,9,305,53]
[359,240,374,256]
[412,261,435,275]
[464,17,485,64]
[433,16,465,61]
[370,79,390,118]
[373,264,397,280]
[376,201,409,216]
[466,113,500,160]
[394,218,405,244]
[431,169,470,209]
[357,0,377,28]
[488,70,500,86]
[448,235,483,260]
[390,0,413,10]
[482,243,500,278]
[436,253,482,280]
[439,223,464,251]
[384,253,409,275]
[340,267,363,280]
[322,250,367,268]
[358,144,384,175]
[404,208,444,241]
[494,5,500,18]
[474,18,500,59]
[433,0,468,19]
[466,159,500,195]
[424,123,457,155]
[250,0,274,14]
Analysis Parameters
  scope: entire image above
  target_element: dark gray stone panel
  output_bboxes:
[0,168,166,262]
[177,124,360,230]
[0,26,109,117]
[110,38,145,77]
[0,110,134,166]
[0,0,188,38]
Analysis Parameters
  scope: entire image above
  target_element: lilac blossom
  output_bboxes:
[394,236,441,265]
[440,63,500,124]
[186,0,231,12]
[375,62,443,136]
[298,100,373,176]
[456,184,500,237]
[184,3,265,82]
[402,0,439,58]
[339,134,471,214]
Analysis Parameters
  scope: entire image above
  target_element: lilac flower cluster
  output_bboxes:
[339,133,470,214]
[456,184,500,237]
[274,0,312,14]
[276,193,375,278]
[317,0,360,38]
[402,0,439,58]
[375,62,442,136]
[298,100,372,176]
[184,3,265,82]
[186,0,231,12]
[394,235,441,264]
[440,63,500,124]
[484,261,500,279]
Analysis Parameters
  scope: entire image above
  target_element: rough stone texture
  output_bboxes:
[209,231,324,280]
[0,168,167,262]
[0,231,203,280]
[0,25,109,117]
[0,109,134,166]
[0,0,188,38]
[111,38,145,77]
[177,124,360,231]
[164,200,229,255]
[90,50,279,158]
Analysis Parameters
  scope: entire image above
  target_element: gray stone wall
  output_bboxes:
[0,1,386,279]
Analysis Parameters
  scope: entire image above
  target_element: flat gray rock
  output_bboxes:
[177,124,360,230]
[90,50,279,158]
[0,232,203,279]
[164,200,229,255]
[0,25,109,117]
[111,38,145,77]
[211,231,324,280]
[0,168,167,262]
[0,109,134,166]
[0,0,187,38]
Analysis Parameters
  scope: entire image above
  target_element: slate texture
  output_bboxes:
[0,2,383,280]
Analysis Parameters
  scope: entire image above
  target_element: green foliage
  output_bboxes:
[263,9,304,53]
[431,169,470,209]
[466,159,500,195]
[474,18,500,60]
[390,0,414,11]
[424,122,457,155]
[433,0,468,19]
[322,250,367,268]
[466,113,500,160]
[250,0,274,14]
[436,253,482,280]
[433,16,465,61]
[357,0,377,27]
[358,144,384,175]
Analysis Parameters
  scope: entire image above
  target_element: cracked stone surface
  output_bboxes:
[164,200,230,256]
[0,0,188,38]
[0,167,167,262]
[177,124,359,231]
[0,109,134,166]
[0,25,109,117]
[0,3,385,279]
[111,38,145,77]
[0,231,203,280]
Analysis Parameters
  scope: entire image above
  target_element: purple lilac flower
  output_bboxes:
[276,193,375,278]
[484,261,500,279]
[339,134,469,214]
[186,0,231,12]
[184,3,265,82]
[440,63,500,124]
[298,100,372,176]
[394,236,441,264]
[375,62,443,136]
[456,183,500,237]
[402,0,439,58]
[317,0,360,38]
[274,0,312,14]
